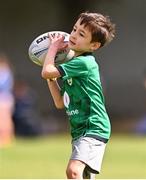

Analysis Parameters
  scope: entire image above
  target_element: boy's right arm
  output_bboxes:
[47,79,64,109]
[41,33,66,109]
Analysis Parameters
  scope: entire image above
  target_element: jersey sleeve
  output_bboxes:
[58,56,89,80]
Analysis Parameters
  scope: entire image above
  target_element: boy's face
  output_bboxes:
[69,18,100,56]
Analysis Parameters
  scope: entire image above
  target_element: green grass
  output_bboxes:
[0,134,146,179]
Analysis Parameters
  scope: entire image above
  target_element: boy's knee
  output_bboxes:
[66,166,82,179]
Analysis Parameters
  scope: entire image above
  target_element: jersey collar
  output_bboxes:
[76,52,93,57]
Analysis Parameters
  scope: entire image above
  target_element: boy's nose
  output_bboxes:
[71,33,76,40]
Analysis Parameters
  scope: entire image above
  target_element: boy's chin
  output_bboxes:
[68,46,75,52]
[68,44,73,49]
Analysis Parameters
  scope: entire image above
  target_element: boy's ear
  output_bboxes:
[90,42,101,51]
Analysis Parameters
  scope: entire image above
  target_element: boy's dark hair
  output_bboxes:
[78,12,115,47]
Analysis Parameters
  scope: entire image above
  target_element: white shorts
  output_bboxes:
[70,136,106,174]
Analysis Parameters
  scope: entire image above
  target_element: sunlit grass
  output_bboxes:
[0,134,146,178]
[98,134,146,178]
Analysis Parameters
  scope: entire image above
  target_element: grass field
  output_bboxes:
[0,134,146,179]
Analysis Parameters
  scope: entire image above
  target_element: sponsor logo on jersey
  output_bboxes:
[66,109,79,116]
[63,91,79,116]
[63,91,70,108]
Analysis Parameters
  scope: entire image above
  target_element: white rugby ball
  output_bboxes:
[28,31,74,66]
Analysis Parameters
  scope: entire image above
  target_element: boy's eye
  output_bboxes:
[79,33,84,37]
[73,27,76,32]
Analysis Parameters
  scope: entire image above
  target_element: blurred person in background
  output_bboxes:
[0,53,15,148]
[13,79,43,136]
[134,69,146,135]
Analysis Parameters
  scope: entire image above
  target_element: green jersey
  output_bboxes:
[58,53,111,142]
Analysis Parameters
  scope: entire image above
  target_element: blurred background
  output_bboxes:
[0,0,146,179]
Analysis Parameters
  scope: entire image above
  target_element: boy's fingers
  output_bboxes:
[63,43,68,49]
[49,32,65,41]
[48,33,53,40]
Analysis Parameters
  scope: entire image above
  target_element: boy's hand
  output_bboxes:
[48,33,68,52]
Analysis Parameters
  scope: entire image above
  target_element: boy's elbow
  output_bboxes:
[41,65,57,79]
[41,69,50,79]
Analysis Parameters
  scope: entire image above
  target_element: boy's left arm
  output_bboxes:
[47,79,64,109]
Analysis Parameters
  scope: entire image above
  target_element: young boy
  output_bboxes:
[41,12,115,179]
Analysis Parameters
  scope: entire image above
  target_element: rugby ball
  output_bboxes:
[28,31,74,66]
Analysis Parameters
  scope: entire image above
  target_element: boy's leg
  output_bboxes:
[67,136,106,179]
[66,159,86,179]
